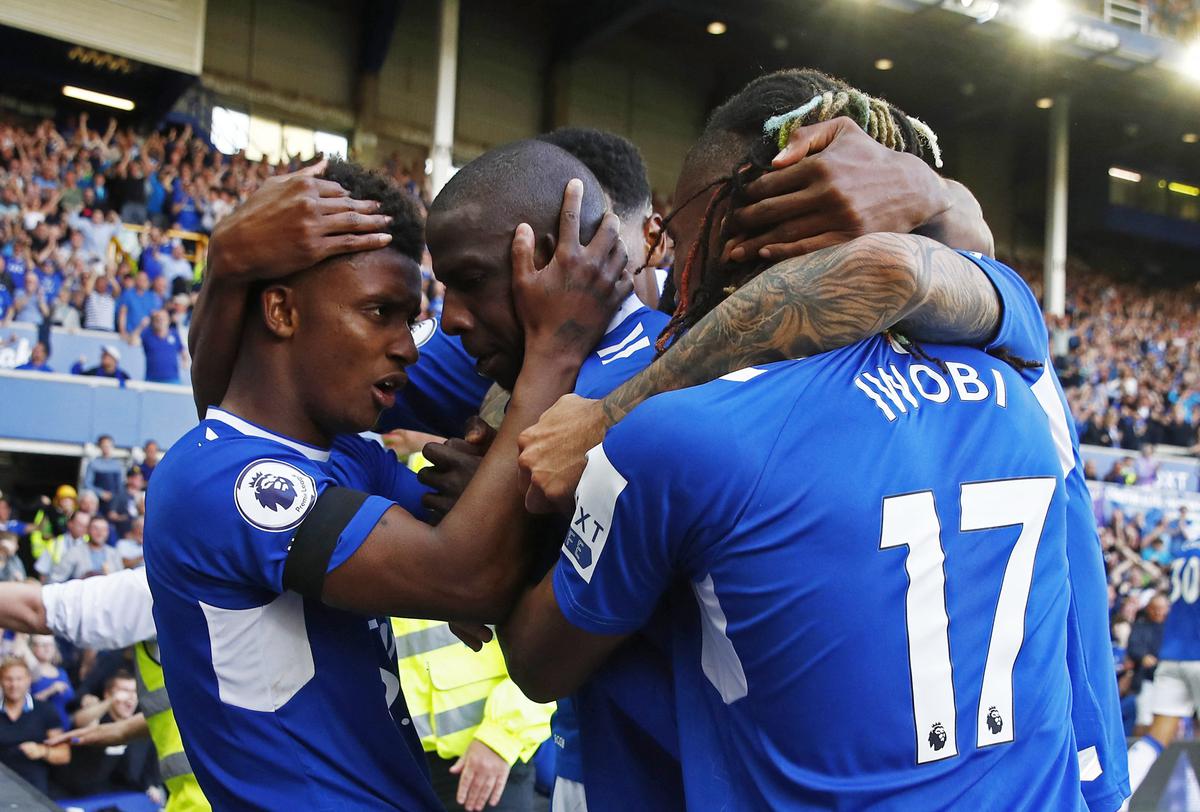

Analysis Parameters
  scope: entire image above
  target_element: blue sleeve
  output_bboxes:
[551,400,717,635]
[958,252,1050,365]
[208,447,391,594]
[376,319,491,438]
[328,435,432,521]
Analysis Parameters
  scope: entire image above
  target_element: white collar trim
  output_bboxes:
[604,294,644,337]
[205,407,331,462]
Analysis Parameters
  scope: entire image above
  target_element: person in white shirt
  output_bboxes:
[0,568,156,748]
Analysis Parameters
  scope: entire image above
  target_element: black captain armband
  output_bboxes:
[282,486,370,599]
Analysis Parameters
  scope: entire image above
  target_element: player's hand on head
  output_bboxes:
[208,158,394,281]
[449,739,511,811]
[518,394,605,515]
[511,178,633,365]
[721,116,937,262]
[417,422,495,523]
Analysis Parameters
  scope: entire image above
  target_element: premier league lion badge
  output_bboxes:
[234,459,318,532]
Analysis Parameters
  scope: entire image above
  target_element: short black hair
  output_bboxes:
[536,128,651,220]
[104,669,136,694]
[429,140,607,246]
[320,158,424,264]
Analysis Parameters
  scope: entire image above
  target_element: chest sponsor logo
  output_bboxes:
[233,459,317,532]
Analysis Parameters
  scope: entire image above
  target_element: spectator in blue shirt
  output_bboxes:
[71,345,130,386]
[172,181,201,232]
[34,260,62,301]
[0,284,11,323]
[116,271,162,342]
[5,248,31,292]
[147,170,169,226]
[15,341,53,372]
[83,434,126,515]
[29,636,74,731]
[140,309,186,383]
[12,274,49,326]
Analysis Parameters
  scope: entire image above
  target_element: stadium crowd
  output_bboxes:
[0,114,446,386]
[0,436,158,804]
[1005,256,1200,454]
[1148,0,1200,40]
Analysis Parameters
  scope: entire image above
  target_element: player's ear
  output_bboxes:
[644,212,663,254]
[261,284,299,339]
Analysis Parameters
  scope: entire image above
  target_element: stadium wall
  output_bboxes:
[0,370,195,450]
[198,0,705,193]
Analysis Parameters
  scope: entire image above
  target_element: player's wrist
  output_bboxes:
[901,152,951,233]
[206,228,255,283]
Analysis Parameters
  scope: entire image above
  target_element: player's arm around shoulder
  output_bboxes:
[501,406,703,703]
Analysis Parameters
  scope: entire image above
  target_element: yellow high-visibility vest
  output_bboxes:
[391,618,554,765]
[134,641,210,812]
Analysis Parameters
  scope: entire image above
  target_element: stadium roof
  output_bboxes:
[552,0,1200,179]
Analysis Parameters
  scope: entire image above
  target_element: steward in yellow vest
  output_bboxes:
[392,618,553,809]
[134,641,210,811]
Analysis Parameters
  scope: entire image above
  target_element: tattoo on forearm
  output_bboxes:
[600,233,996,423]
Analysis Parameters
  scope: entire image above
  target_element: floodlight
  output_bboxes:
[62,86,134,111]
[706,21,727,35]
[1108,168,1141,183]
[1182,42,1200,81]
[1022,0,1067,39]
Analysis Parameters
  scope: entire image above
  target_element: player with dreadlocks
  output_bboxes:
[504,68,1126,810]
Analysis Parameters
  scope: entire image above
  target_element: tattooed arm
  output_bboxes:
[517,233,1000,512]
[601,233,997,423]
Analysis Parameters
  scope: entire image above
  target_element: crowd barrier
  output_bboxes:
[0,762,62,810]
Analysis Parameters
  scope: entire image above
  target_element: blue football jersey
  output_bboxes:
[964,253,1130,810]
[1159,539,1200,660]
[377,318,492,438]
[551,296,682,807]
[555,339,1083,810]
[145,408,442,812]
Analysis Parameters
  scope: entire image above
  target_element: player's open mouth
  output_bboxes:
[372,373,407,409]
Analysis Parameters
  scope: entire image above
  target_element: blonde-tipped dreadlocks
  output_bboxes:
[655,69,943,353]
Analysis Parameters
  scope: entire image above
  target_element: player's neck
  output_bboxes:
[222,360,332,449]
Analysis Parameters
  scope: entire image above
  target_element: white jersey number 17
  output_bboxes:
[879,477,1056,765]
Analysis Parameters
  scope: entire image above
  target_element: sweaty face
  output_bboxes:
[425,203,525,390]
[289,248,423,436]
